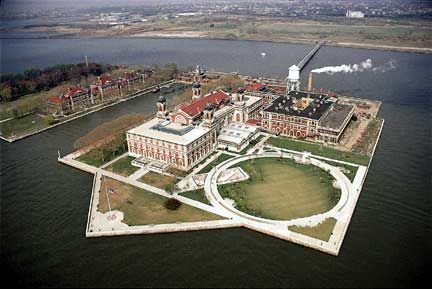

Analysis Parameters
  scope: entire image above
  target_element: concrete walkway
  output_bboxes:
[203,151,366,256]
[59,126,375,256]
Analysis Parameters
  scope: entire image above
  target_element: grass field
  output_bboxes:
[198,153,235,174]
[138,171,177,191]
[352,118,383,156]
[180,189,211,205]
[267,137,369,165]
[0,114,50,138]
[288,218,337,242]
[166,166,190,178]
[105,156,139,177]
[323,161,358,183]
[218,157,340,220]
[98,177,222,226]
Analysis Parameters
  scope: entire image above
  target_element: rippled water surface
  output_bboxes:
[1,38,430,287]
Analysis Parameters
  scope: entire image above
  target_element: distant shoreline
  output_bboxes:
[3,33,430,54]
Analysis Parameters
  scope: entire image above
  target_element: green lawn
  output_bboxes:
[324,160,358,183]
[98,177,222,226]
[198,153,235,174]
[138,171,177,191]
[288,218,337,242]
[218,157,340,220]
[180,189,211,205]
[0,114,50,138]
[76,139,127,168]
[105,156,139,177]
[166,166,190,178]
[238,135,265,155]
[267,137,370,165]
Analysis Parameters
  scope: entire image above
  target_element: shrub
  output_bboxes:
[164,198,182,210]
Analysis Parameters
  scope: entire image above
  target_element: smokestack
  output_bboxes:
[307,72,313,91]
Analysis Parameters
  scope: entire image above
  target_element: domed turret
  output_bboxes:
[192,81,202,100]
[193,82,201,88]
[158,95,166,103]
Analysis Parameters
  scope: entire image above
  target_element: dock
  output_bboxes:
[297,41,324,71]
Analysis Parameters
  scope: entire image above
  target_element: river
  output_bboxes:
[1,38,430,287]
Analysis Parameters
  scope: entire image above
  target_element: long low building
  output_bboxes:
[217,122,259,152]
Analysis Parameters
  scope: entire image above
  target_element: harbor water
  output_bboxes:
[1,38,430,287]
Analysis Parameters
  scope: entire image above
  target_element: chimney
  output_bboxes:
[307,72,313,91]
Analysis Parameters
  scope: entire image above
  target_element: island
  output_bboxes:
[57,59,384,256]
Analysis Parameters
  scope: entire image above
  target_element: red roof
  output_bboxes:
[64,87,84,98]
[48,96,68,104]
[180,90,230,117]
[96,75,115,86]
[246,82,265,92]
[245,119,261,127]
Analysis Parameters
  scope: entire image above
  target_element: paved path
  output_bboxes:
[60,132,372,255]
[203,151,365,255]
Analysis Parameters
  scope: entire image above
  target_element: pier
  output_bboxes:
[297,41,324,71]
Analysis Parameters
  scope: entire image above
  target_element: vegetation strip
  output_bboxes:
[267,136,369,165]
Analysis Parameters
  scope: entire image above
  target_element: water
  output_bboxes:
[1,38,430,287]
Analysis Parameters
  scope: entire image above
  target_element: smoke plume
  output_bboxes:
[311,59,373,74]
[311,59,397,75]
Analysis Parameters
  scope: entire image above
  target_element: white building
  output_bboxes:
[346,10,365,18]
[217,122,259,152]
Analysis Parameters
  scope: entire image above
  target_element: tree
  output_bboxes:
[164,198,182,210]
[0,85,13,101]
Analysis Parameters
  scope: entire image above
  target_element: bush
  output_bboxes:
[164,198,182,210]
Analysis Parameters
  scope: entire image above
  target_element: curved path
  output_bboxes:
[204,151,354,229]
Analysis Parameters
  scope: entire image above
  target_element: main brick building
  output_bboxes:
[261,90,354,144]
[126,65,355,171]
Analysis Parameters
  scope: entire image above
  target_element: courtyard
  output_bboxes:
[218,157,341,220]
[98,177,223,226]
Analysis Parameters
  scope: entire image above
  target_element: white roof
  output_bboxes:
[218,134,244,145]
[289,65,300,71]
[243,95,262,108]
[217,122,258,145]
[127,117,210,146]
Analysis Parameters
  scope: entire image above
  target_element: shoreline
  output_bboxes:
[0,79,175,143]
[2,34,431,54]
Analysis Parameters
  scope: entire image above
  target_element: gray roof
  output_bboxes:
[319,103,354,130]
[263,91,333,120]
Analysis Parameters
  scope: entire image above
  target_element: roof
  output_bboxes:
[264,90,333,120]
[180,90,230,117]
[48,86,84,103]
[246,82,266,92]
[127,118,210,146]
[64,87,85,98]
[96,75,115,86]
[245,119,261,126]
[48,96,68,104]
[217,122,258,145]
[319,103,354,130]
[289,65,300,71]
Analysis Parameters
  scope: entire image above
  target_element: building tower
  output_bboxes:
[287,65,300,93]
[193,65,203,83]
[156,95,168,119]
[203,103,214,127]
[192,81,201,100]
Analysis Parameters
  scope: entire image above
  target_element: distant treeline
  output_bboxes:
[0,63,118,102]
